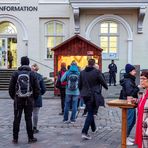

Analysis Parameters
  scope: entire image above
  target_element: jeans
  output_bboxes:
[63,94,78,121]
[82,97,96,134]
[127,108,136,137]
[33,107,40,128]
[79,98,84,107]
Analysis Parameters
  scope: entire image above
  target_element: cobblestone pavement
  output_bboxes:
[0,97,138,148]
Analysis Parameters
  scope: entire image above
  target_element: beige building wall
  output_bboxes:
[79,8,148,83]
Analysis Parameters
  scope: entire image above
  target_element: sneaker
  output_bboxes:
[63,120,69,124]
[127,137,135,142]
[93,114,97,118]
[126,137,134,146]
[70,120,76,124]
[12,139,18,144]
[81,133,92,140]
[59,112,64,115]
[33,129,39,134]
[28,137,37,143]
[82,113,87,117]
[33,127,39,134]
[79,106,85,109]
[92,127,99,134]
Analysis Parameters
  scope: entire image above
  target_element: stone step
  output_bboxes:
[0,69,54,90]
[0,78,10,81]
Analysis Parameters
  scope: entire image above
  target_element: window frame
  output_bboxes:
[99,21,119,60]
[44,20,65,59]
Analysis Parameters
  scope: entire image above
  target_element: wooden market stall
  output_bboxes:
[51,35,103,95]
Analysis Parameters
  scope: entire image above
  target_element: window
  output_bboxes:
[45,21,64,59]
[0,22,17,34]
[99,21,118,59]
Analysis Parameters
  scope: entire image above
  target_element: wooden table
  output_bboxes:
[107,99,137,148]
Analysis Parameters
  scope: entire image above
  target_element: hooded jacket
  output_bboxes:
[61,64,80,95]
[119,73,139,100]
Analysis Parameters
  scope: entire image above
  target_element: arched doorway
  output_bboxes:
[0,21,17,69]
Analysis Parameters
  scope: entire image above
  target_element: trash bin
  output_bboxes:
[103,72,109,84]
[120,69,125,80]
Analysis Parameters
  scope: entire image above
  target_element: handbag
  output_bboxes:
[55,77,61,89]
[93,91,105,107]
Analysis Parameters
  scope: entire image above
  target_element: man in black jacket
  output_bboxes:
[119,64,139,146]
[79,59,108,140]
[108,60,117,86]
[9,56,40,144]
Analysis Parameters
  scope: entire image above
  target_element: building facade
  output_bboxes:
[0,0,148,82]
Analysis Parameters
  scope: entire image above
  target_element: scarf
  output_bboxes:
[135,90,148,148]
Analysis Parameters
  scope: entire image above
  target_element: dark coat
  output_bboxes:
[108,63,117,73]
[78,67,108,106]
[119,73,139,100]
[34,73,46,107]
[57,67,67,89]
[9,65,40,104]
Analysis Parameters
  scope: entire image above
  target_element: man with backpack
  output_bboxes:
[9,56,40,144]
[61,62,80,123]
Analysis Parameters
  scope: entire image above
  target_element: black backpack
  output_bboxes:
[16,71,33,98]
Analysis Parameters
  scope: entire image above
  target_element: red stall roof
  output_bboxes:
[51,35,102,56]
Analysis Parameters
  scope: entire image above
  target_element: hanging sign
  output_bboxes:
[0,6,38,11]
[87,51,94,55]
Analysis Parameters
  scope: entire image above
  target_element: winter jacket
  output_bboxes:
[9,65,40,102]
[61,64,80,95]
[108,63,117,73]
[119,73,139,100]
[78,66,108,97]
[57,67,67,89]
[34,73,46,107]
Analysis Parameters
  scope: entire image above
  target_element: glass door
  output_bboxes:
[0,38,7,68]
[8,38,17,68]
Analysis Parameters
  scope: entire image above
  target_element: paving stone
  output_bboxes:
[0,89,138,148]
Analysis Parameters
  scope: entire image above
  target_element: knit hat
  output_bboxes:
[21,56,30,65]
[61,62,66,68]
[125,64,135,73]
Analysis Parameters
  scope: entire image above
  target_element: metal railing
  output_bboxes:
[29,58,54,70]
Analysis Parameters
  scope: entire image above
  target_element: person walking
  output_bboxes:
[108,60,117,86]
[135,71,148,148]
[119,64,139,146]
[79,59,108,140]
[61,62,80,123]
[31,64,46,133]
[9,56,40,144]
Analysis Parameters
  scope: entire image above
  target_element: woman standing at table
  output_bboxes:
[120,64,139,145]
[135,71,148,148]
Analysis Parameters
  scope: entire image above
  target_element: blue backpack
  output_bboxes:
[67,72,79,91]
